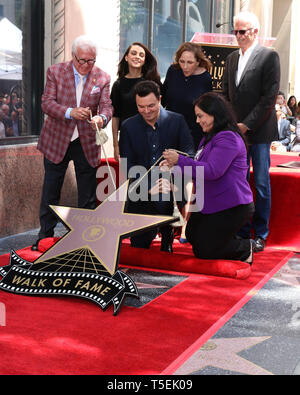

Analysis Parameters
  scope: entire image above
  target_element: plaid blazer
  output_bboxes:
[37,61,113,167]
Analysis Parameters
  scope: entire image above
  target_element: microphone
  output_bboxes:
[216,22,231,28]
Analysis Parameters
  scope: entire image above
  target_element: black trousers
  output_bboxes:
[38,139,97,239]
[186,203,255,261]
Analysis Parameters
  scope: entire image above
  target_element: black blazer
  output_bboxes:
[223,44,281,144]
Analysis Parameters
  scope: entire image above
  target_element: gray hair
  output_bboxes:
[234,11,260,32]
[72,35,98,56]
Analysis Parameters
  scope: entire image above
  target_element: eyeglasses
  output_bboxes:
[74,54,96,65]
[232,28,254,36]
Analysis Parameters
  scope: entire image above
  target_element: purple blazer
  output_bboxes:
[177,131,253,214]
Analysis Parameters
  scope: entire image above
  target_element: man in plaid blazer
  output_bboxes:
[32,36,113,250]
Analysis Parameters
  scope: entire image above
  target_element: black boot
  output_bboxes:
[160,228,174,253]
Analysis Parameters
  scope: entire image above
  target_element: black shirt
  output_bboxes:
[146,123,160,166]
[110,76,144,127]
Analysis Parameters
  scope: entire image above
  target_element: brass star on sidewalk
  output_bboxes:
[273,262,300,288]
[34,181,176,275]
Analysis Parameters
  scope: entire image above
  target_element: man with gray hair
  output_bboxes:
[32,35,113,250]
[223,11,280,252]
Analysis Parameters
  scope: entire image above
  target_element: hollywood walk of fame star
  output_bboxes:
[174,337,273,375]
[34,181,176,275]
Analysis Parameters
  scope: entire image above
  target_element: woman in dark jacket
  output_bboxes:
[162,92,254,264]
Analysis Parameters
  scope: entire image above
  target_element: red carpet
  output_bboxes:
[0,243,293,375]
[35,237,251,280]
[264,153,300,251]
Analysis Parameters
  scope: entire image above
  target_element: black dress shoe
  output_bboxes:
[31,239,41,251]
[253,237,266,252]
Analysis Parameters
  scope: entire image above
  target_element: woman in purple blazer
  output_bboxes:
[162,92,254,264]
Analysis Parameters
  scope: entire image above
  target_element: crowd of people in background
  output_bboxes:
[271,92,300,152]
[0,91,22,138]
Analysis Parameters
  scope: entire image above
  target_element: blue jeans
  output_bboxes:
[238,143,271,240]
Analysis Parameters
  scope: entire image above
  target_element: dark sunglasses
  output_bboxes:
[74,54,96,65]
[232,28,254,36]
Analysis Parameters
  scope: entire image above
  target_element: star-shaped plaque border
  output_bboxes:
[34,181,177,275]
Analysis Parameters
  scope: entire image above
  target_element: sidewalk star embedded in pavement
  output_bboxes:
[174,337,273,375]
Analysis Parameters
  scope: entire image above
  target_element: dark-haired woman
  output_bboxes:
[110,42,161,161]
[161,92,254,264]
[287,95,297,117]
